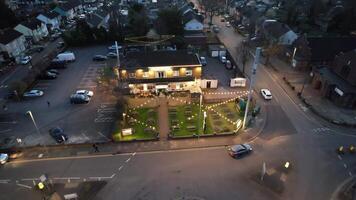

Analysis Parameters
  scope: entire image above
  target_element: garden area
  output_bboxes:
[112,98,159,142]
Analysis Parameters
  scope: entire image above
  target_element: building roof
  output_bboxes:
[262,20,291,39]
[41,11,60,19]
[122,50,201,69]
[316,66,356,94]
[0,29,23,45]
[308,37,356,62]
[20,18,42,30]
[182,10,203,24]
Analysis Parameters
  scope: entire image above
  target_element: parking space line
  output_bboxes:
[344,164,348,169]
[349,172,353,177]
[338,155,342,160]
[17,183,32,189]
[118,166,123,171]
[125,158,131,163]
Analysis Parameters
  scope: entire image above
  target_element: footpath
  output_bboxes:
[7,105,266,162]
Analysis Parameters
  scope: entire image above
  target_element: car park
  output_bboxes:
[93,55,107,61]
[261,89,272,100]
[23,90,44,97]
[49,59,67,69]
[0,153,9,164]
[49,127,68,143]
[228,144,252,158]
[200,56,207,66]
[107,52,118,58]
[20,56,32,65]
[70,94,90,104]
[38,71,57,79]
[75,90,94,97]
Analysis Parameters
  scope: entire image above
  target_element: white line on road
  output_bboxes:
[344,164,348,169]
[0,129,12,134]
[21,178,40,181]
[132,152,136,156]
[0,179,10,182]
[338,155,342,160]
[118,166,123,171]
[110,173,116,178]
[16,183,32,189]
[89,176,113,180]
[125,158,131,163]
[32,180,36,186]
[0,121,17,124]
[349,172,353,177]
[52,177,80,180]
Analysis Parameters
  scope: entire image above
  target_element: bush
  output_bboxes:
[115,96,127,120]
[9,80,27,96]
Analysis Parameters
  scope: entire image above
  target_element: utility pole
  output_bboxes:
[242,47,261,130]
[115,41,120,80]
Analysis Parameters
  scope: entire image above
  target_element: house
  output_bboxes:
[261,20,298,45]
[0,29,26,61]
[182,10,204,32]
[120,50,203,94]
[86,10,110,30]
[53,0,82,20]
[37,11,62,31]
[14,19,49,43]
[311,49,356,108]
[292,37,356,70]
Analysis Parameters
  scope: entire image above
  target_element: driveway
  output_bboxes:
[0,46,118,147]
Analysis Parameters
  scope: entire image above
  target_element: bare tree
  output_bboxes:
[201,0,224,26]
[237,42,249,75]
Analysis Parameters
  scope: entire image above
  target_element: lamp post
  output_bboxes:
[242,47,261,130]
[26,111,47,153]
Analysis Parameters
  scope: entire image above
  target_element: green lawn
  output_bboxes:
[169,104,213,137]
[112,107,158,141]
[205,102,242,133]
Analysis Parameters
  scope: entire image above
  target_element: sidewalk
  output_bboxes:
[268,57,356,127]
[7,105,266,162]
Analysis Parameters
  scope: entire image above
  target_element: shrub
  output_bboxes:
[9,80,27,96]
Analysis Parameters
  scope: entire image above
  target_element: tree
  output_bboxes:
[156,8,184,36]
[128,3,149,36]
[237,42,249,75]
[263,44,283,66]
[202,0,224,26]
[0,0,18,29]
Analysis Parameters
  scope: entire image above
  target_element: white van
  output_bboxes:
[57,52,75,62]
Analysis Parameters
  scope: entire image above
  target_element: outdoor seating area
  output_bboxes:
[169,104,213,137]
[113,107,159,141]
[206,102,242,133]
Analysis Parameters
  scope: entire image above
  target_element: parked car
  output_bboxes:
[225,60,232,69]
[226,22,231,27]
[23,90,44,97]
[200,56,207,66]
[93,55,107,61]
[261,89,272,100]
[75,90,94,97]
[50,59,67,69]
[38,71,57,79]
[0,153,9,164]
[108,45,122,51]
[47,69,59,75]
[219,55,226,63]
[228,144,252,158]
[49,127,68,143]
[20,56,32,65]
[213,25,220,33]
[70,94,90,104]
[107,52,118,58]
[56,52,76,62]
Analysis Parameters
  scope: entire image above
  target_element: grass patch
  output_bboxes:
[112,107,158,141]
[169,104,213,137]
[205,102,242,133]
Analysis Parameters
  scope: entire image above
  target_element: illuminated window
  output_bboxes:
[173,70,179,77]
[129,73,136,78]
[143,72,149,78]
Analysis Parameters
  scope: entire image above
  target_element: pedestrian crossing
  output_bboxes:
[0,84,8,89]
[312,127,330,133]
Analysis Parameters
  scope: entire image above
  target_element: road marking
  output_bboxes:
[132,152,136,156]
[110,173,116,178]
[97,132,110,140]
[118,166,123,171]
[33,180,36,186]
[0,179,10,183]
[125,158,131,163]
[0,129,12,134]
[0,121,17,124]
[17,183,32,189]
[344,164,348,169]
[338,155,342,160]
[89,176,113,180]
[349,172,353,177]
[21,178,40,181]
[52,177,80,180]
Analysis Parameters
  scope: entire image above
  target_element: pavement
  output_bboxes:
[267,56,356,126]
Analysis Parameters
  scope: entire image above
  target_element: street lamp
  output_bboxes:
[26,111,48,153]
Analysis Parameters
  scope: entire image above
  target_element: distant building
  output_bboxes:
[14,18,49,43]
[261,20,298,45]
[312,49,356,108]
[0,29,26,61]
[37,11,62,31]
[120,50,203,94]
[86,10,110,30]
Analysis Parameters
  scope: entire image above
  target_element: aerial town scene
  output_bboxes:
[0,0,356,199]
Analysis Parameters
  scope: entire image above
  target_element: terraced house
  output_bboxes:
[120,50,203,95]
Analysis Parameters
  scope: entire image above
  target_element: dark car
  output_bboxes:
[38,71,57,80]
[228,144,252,158]
[50,59,67,69]
[49,127,68,143]
[92,55,107,61]
[70,94,90,104]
